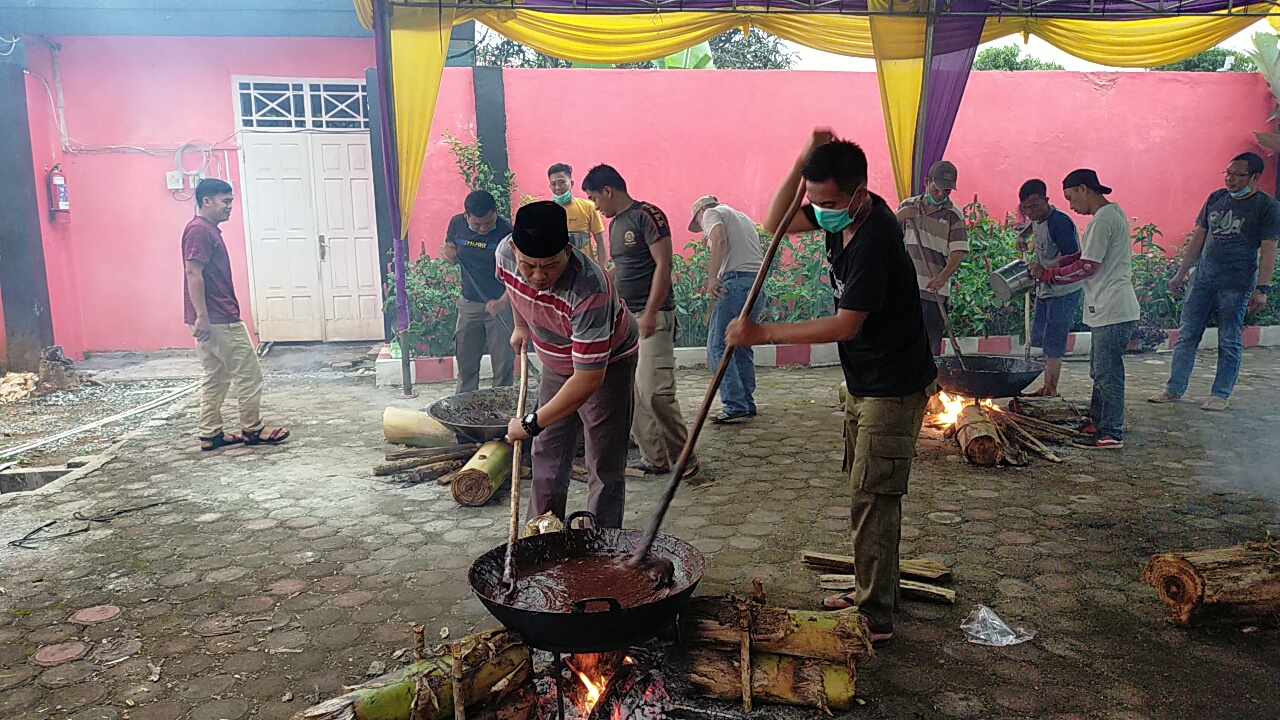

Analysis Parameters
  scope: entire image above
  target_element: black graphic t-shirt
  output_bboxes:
[802,195,937,398]
[1195,188,1280,289]
[445,213,512,302]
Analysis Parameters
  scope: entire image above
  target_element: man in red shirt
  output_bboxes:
[184,179,289,451]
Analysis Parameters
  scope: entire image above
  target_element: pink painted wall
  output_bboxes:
[22,48,1275,355]
[22,36,375,358]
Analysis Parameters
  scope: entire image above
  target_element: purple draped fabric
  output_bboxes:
[917,1,986,194]
[374,0,411,334]
[393,0,1255,15]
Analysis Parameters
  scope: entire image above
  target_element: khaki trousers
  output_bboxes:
[631,310,695,470]
[194,321,264,439]
[454,297,515,395]
[843,381,934,634]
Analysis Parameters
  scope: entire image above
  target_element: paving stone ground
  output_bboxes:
[2,348,1279,719]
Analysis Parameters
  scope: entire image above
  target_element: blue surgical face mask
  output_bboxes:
[553,191,573,204]
[1230,184,1255,200]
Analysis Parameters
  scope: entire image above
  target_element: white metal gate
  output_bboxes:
[234,77,384,342]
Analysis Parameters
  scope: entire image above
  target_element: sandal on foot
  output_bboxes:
[243,426,290,446]
[199,432,245,452]
[822,592,858,610]
[1020,387,1060,398]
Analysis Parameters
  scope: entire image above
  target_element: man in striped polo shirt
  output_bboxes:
[897,161,969,356]
[499,201,640,529]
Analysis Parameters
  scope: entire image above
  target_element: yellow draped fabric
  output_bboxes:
[869,0,928,200]
[389,4,458,233]
[356,0,1278,224]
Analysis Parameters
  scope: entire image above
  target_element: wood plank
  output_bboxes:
[802,551,951,583]
[818,574,956,604]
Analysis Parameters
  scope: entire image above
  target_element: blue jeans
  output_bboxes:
[708,273,766,414]
[1166,274,1251,400]
[1089,321,1136,439]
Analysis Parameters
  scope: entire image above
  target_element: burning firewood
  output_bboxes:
[954,403,1003,466]
[451,441,514,506]
[1141,539,1280,626]
[290,629,533,720]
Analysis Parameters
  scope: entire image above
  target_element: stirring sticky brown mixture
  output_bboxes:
[507,555,674,612]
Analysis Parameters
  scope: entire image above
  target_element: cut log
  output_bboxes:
[680,599,873,665]
[955,403,1003,466]
[680,649,857,713]
[998,413,1064,463]
[383,407,456,448]
[802,551,952,583]
[290,629,532,720]
[985,412,1027,467]
[437,470,461,487]
[1141,539,1280,626]
[452,441,514,507]
[1006,411,1083,438]
[386,443,478,461]
[374,449,476,477]
[817,575,956,604]
[410,460,466,484]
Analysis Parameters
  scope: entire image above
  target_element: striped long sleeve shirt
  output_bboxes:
[495,238,638,375]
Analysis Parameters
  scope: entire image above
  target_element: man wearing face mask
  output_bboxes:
[548,163,607,264]
[1150,152,1280,411]
[726,130,936,645]
[441,190,515,394]
[896,161,969,356]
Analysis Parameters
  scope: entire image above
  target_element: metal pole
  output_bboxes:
[910,0,938,195]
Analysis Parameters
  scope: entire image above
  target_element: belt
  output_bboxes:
[721,270,758,280]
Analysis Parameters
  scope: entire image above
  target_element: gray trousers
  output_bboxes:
[455,297,514,395]
[529,353,637,528]
[844,382,934,634]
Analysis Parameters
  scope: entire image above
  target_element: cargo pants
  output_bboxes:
[843,381,934,634]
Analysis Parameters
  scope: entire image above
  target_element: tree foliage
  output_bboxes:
[474,35,569,68]
[1151,47,1256,72]
[709,29,796,70]
[972,45,1064,71]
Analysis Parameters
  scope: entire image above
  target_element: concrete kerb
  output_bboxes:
[0,391,198,506]
[373,324,1280,385]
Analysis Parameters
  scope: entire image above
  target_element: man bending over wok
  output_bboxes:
[501,201,640,528]
[726,130,937,644]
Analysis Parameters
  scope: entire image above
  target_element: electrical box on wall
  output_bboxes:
[165,171,184,190]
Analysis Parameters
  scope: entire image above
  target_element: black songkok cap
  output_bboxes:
[513,201,570,258]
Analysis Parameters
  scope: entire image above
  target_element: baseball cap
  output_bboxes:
[688,195,719,232]
[1062,169,1112,195]
[928,161,958,190]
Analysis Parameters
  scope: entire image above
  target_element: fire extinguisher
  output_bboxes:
[47,164,70,216]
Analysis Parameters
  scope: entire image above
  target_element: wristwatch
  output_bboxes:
[1257,285,1272,294]
[521,411,543,437]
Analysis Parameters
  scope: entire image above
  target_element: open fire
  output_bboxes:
[931,391,998,426]
[536,651,668,720]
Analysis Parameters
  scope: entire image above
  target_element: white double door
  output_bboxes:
[240,132,384,342]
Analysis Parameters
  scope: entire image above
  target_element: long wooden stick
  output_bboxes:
[630,180,808,566]
[1003,414,1065,463]
[501,352,531,597]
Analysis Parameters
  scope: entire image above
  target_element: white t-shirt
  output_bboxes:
[1079,202,1141,328]
[702,205,763,278]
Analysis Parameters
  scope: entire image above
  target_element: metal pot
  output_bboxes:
[989,259,1035,302]
[468,513,705,653]
[428,386,539,443]
[936,354,1045,398]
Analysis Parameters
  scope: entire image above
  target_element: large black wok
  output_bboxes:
[936,355,1045,399]
[428,386,539,443]
[468,514,705,653]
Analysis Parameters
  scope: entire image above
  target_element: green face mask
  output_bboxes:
[924,192,947,206]
[812,205,853,233]
[553,191,573,204]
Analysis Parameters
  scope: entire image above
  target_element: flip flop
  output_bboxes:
[243,426,290,446]
[199,432,245,452]
[822,591,858,610]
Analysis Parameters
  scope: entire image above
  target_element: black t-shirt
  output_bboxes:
[802,196,937,397]
[445,214,512,302]
[609,201,675,312]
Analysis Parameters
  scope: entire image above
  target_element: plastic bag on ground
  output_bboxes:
[960,604,1035,646]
